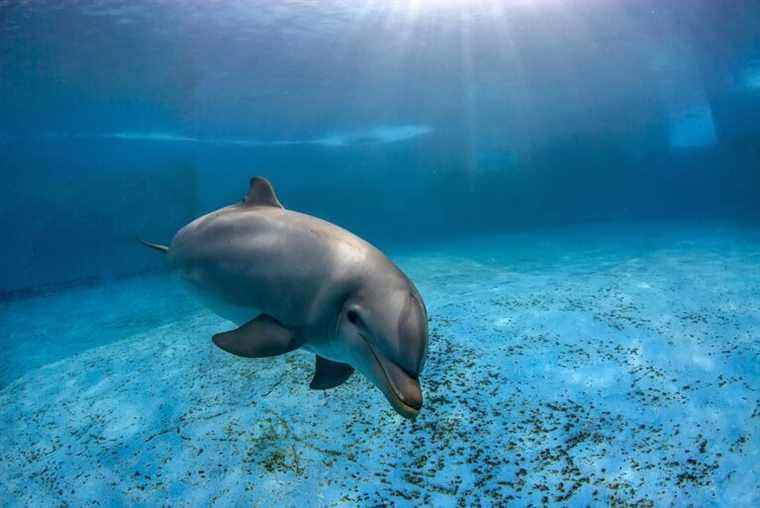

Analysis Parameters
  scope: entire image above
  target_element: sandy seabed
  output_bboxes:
[1,223,759,507]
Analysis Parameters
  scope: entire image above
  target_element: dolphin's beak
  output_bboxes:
[364,339,423,420]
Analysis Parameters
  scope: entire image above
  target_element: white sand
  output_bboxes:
[1,223,758,506]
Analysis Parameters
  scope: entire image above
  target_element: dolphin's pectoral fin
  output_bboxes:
[309,356,355,390]
[212,314,302,358]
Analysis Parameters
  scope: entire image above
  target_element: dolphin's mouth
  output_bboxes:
[362,335,422,420]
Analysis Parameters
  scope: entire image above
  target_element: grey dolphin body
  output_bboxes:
[143,177,429,419]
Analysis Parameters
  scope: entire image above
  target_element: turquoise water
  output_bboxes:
[2,1,760,506]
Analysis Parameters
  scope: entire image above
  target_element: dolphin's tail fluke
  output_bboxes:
[140,239,170,254]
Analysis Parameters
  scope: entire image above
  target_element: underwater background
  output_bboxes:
[1,1,759,506]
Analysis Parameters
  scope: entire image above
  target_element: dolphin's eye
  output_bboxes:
[347,309,360,325]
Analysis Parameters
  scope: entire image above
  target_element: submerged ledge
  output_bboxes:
[0,266,172,303]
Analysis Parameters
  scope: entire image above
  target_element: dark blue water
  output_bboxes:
[2,0,760,295]
[1,1,759,506]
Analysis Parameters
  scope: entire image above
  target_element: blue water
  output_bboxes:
[2,1,760,506]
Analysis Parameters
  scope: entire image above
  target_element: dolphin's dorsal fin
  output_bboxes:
[244,177,283,208]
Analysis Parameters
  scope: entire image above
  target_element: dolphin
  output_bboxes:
[142,177,429,419]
